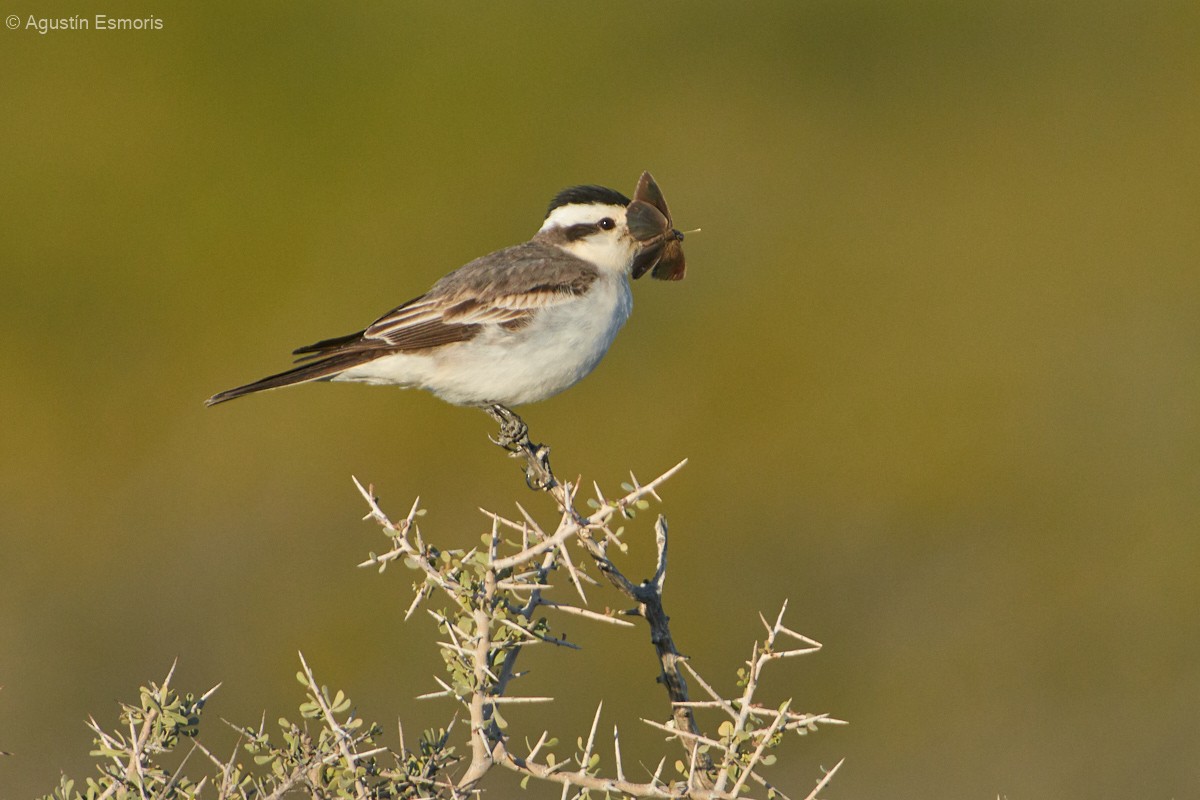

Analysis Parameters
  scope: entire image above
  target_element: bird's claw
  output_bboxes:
[523,444,554,490]
[486,404,528,451]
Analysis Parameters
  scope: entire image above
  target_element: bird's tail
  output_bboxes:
[205,352,369,406]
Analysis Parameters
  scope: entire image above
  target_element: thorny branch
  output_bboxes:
[53,413,840,800]
[344,410,844,798]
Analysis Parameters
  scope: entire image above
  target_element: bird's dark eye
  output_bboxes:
[598,217,616,230]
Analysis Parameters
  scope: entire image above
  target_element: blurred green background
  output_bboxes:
[2,2,1198,797]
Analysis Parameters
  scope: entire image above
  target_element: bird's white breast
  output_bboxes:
[335,274,633,407]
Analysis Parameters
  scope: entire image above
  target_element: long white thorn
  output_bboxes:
[527,730,549,761]
[803,758,845,800]
[541,601,636,627]
[580,702,603,772]
[613,725,625,783]
[651,755,666,787]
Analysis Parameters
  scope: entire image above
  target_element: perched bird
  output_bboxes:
[206,172,686,422]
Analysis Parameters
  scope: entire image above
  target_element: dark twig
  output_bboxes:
[483,404,556,490]
[349,419,837,799]
[486,416,713,785]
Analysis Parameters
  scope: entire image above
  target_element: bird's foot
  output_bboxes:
[483,405,555,491]
[486,404,528,450]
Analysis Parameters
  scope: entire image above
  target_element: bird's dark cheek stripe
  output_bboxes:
[564,223,600,241]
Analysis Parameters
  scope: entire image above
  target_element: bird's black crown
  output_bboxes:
[546,185,631,218]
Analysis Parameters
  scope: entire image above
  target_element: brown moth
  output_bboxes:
[626,171,687,281]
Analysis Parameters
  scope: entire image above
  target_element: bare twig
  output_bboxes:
[297,652,369,800]
[341,415,840,799]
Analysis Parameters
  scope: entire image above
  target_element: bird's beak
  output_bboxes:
[628,171,687,281]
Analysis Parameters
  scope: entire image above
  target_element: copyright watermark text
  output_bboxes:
[7,13,164,34]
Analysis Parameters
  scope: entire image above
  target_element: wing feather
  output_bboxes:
[294,241,599,359]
